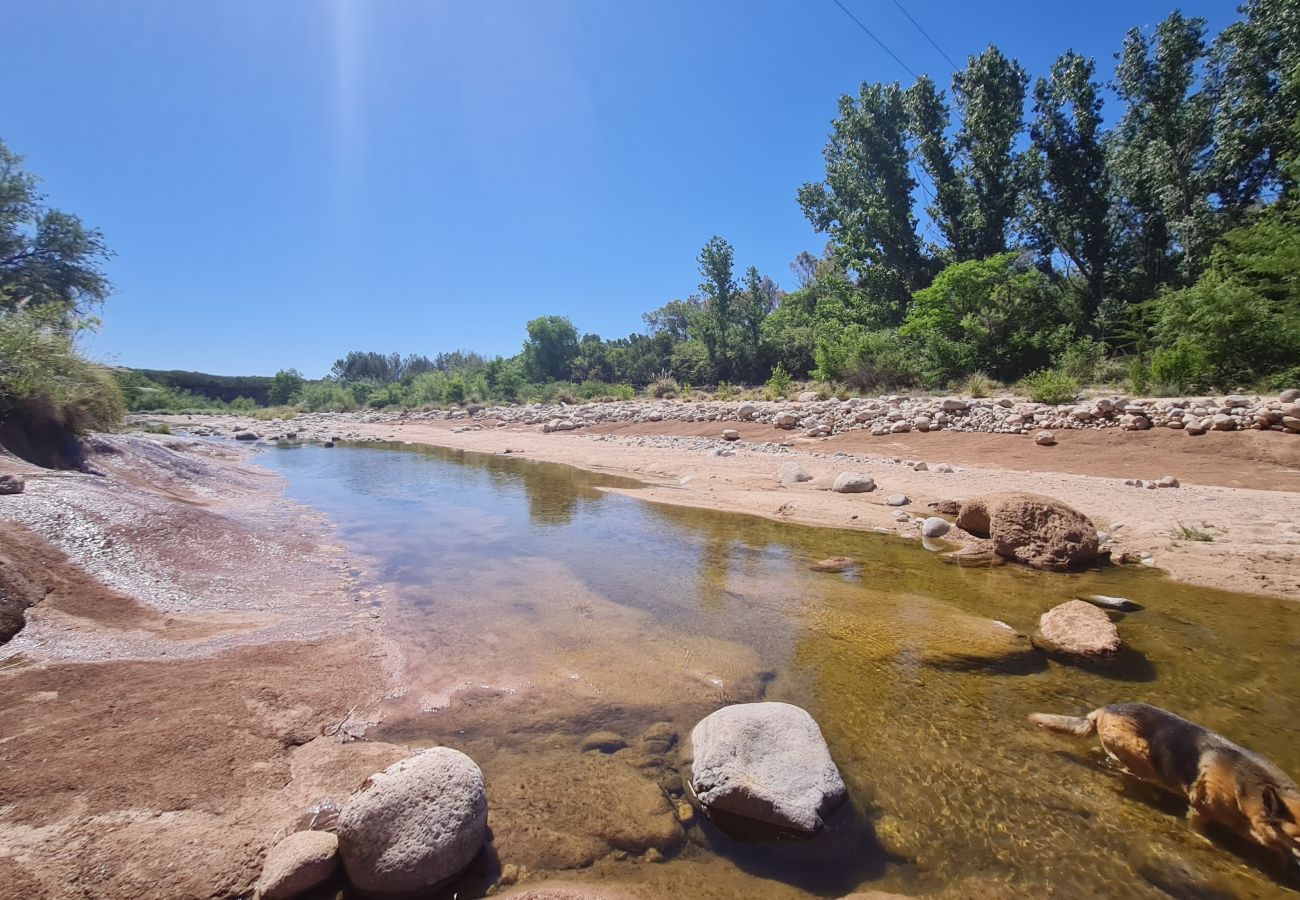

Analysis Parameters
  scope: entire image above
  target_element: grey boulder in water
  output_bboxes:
[688,701,847,834]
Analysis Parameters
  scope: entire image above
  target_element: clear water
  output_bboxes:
[259,442,1300,899]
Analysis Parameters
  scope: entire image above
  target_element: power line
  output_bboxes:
[829,0,918,80]
[890,0,961,73]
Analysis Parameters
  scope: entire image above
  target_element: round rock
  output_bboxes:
[831,472,876,493]
[920,516,950,538]
[689,702,847,834]
[885,494,910,506]
[258,830,339,900]
[336,748,488,896]
[721,428,740,441]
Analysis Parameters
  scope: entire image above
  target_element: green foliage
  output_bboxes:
[799,82,924,322]
[1125,357,1151,395]
[0,139,112,316]
[765,364,793,399]
[816,326,921,391]
[1057,337,1106,383]
[268,368,305,405]
[1150,344,1209,393]
[522,316,580,382]
[901,253,1073,382]
[1020,368,1079,405]
[0,305,124,431]
[300,381,357,412]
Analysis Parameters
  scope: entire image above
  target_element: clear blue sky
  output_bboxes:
[5,0,1235,377]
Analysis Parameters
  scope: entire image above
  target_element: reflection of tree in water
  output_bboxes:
[371,442,639,527]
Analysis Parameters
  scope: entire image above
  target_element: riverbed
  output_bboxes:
[256,440,1300,899]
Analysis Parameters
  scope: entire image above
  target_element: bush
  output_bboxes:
[1020,368,1079,405]
[1150,345,1208,393]
[0,307,124,432]
[1058,337,1105,383]
[962,370,996,398]
[1126,358,1151,395]
[300,381,357,412]
[714,381,734,400]
[765,364,793,399]
[648,372,679,398]
[818,328,921,391]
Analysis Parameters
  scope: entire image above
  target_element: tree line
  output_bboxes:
[6,2,1299,424]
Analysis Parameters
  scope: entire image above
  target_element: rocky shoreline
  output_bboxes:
[153,390,1300,446]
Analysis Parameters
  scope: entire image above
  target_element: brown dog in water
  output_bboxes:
[1031,703,1300,870]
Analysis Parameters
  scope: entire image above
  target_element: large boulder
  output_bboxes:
[336,748,487,896]
[257,830,339,900]
[831,472,876,493]
[956,492,1098,571]
[1034,600,1121,656]
[0,474,24,495]
[689,702,847,834]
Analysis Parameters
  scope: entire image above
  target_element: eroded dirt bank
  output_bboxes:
[0,435,404,899]
[213,411,1300,602]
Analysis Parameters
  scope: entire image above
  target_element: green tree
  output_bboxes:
[1206,0,1300,221]
[1026,51,1112,315]
[522,315,580,381]
[268,368,304,405]
[799,82,924,323]
[905,76,969,256]
[1108,11,1214,293]
[737,266,780,381]
[0,139,112,318]
[952,47,1030,259]
[695,236,737,377]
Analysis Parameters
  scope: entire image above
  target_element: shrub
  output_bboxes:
[300,381,357,412]
[962,370,996,398]
[820,328,921,391]
[611,382,636,401]
[1020,368,1079,405]
[714,381,734,400]
[1149,345,1208,394]
[0,306,124,432]
[1126,358,1151,395]
[648,371,679,399]
[765,364,793,398]
[1058,337,1105,383]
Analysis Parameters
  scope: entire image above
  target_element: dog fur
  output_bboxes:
[1030,703,1300,869]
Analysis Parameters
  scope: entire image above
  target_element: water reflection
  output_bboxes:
[259,442,1300,899]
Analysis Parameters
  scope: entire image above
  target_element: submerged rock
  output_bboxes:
[688,701,847,834]
[580,731,627,753]
[810,556,853,573]
[490,751,684,870]
[336,748,487,895]
[1035,600,1122,657]
[257,830,339,900]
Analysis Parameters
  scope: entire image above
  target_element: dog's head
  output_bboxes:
[1246,782,1300,867]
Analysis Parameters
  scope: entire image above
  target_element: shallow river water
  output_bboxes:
[259,442,1300,899]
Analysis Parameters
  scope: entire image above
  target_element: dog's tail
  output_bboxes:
[1029,710,1099,737]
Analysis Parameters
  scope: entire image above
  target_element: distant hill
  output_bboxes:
[127,369,274,406]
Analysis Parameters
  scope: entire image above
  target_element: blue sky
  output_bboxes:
[6,0,1235,377]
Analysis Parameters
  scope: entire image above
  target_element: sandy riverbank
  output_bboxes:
[223,411,1299,603]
